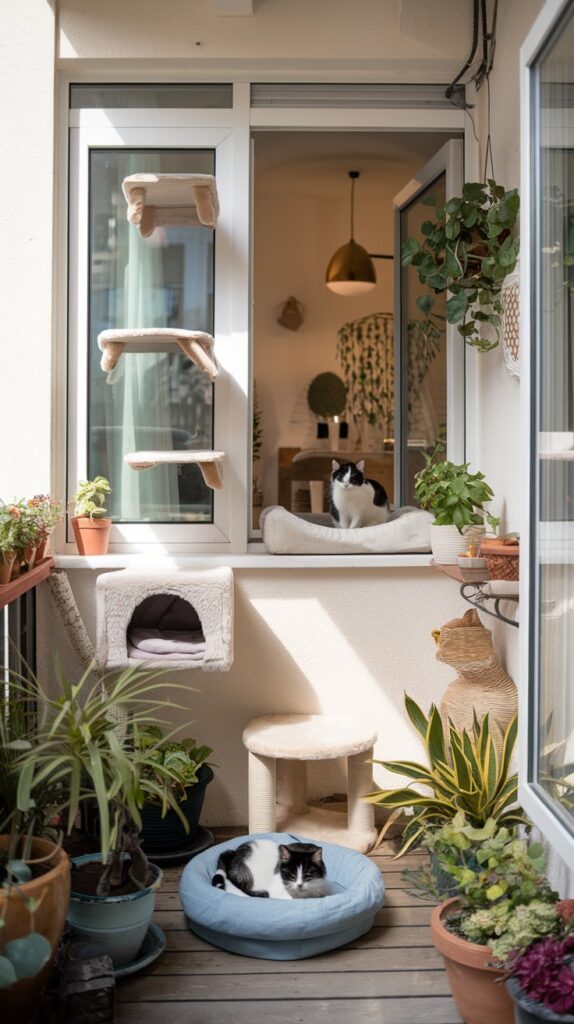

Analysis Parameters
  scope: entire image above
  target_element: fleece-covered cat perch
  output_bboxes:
[122,173,219,238]
[124,450,225,490]
[96,568,234,672]
[260,506,433,555]
[242,714,377,854]
[97,328,219,381]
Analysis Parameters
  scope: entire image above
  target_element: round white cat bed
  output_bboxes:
[179,831,385,960]
[260,506,433,555]
[242,714,377,853]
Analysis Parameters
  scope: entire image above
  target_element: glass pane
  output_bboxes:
[71,84,232,108]
[88,149,215,523]
[535,6,574,820]
[400,174,447,505]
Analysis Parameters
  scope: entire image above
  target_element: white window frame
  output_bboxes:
[519,0,574,869]
[56,79,468,557]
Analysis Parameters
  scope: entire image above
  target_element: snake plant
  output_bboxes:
[364,694,526,856]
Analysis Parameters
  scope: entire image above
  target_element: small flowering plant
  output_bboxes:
[501,901,574,1016]
[27,495,63,539]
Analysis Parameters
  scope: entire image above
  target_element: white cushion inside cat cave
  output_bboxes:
[96,568,233,672]
[260,506,433,555]
[179,831,385,960]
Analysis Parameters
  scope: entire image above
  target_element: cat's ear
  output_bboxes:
[278,845,291,862]
[332,459,340,472]
[356,460,365,473]
[311,847,324,864]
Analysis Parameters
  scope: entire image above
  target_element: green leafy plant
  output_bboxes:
[0,504,20,560]
[402,179,519,352]
[336,312,441,446]
[71,476,111,520]
[425,813,558,956]
[14,663,195,895]
[307,372,347,420]
[364,694,525,856]
[414,448,500,533]
[135,726,213,801]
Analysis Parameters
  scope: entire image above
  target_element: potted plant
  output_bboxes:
[0,504,19,584]
[27,495,63,561]
[0,679,70,1022]
[414,448,500,564]
[5,501,43,576]
[364,694,525,855]
[16,663,194,969]
[426,814,554,1024]
[137,728,214,855]
[70,476,112,555]
[402,179,519,352]
[504,904,574,1022]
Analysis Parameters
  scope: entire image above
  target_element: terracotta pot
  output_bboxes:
[71,516,112,556]
[35,537,48,563]
[0,836,70,1024]
[0,553,16,584]
[430,897,514,1024]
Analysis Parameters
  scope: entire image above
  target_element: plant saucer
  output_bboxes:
[144,825,214,866]
[114,922,166,979]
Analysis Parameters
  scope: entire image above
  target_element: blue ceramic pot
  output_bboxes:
[67,855,163,968]
[506,979,574,1023]
[140,764,214,854]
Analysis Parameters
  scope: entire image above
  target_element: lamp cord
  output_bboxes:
[350,174,355,240]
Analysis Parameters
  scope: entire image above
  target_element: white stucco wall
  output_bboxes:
[0,0,56,497]
[37,567,462,826]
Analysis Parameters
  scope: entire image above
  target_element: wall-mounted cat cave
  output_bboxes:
[122,173,220,238]
[96,568,234,672]
[98,328,219,381]
[124,450,225,490]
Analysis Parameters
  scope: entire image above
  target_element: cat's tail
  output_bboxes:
[211,848,236,890]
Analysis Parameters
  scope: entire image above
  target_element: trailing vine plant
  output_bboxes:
[336,312,440,446]
[402,179,520,353]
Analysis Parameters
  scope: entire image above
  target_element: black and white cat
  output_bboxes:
[329,460,390,529]
[211,839,328,900]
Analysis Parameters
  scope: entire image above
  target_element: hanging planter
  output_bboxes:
[402,180,519,352]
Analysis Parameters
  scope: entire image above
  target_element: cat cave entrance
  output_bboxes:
[96,568,233,672]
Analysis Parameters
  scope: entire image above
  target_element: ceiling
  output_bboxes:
[253,130,460,198]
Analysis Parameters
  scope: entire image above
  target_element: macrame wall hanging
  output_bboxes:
[501,264,520,379]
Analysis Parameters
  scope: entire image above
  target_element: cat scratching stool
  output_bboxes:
[242,715,377,854]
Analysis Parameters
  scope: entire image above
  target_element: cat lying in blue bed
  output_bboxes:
[211,839,332,899]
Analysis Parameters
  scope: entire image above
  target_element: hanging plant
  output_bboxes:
[402,179,520,352]
[336,312,440,446]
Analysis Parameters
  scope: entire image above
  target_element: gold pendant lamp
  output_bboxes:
[326,171,377,296]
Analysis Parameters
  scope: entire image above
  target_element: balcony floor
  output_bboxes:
[116,829,462,1024]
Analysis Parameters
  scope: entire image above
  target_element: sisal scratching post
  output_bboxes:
[248,752,277,834]
[242,714,377,852]
[347,749,376,839]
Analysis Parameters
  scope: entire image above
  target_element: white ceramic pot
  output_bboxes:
[430,524,486,565]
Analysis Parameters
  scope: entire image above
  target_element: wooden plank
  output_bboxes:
[117,969,452,1002]
[146,946,444,975]
[153,903,433,932]
[155,887,425,912]
[0,558,53,610]
[165,924,436,953]
[116,997,462,1024]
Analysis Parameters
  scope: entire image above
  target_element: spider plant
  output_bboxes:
[13,662,197,894]
[364,694,526,856]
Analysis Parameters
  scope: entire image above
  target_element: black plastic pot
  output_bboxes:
[507,978,574,1023]
[140,764,214,854]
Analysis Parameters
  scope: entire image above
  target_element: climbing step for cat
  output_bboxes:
[124,450,225,490]
[122,173,219,237]
[97,328,219,381]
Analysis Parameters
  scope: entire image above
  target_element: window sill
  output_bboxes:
[54,549,433,571]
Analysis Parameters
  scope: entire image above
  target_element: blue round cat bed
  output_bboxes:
[179,831,385,960]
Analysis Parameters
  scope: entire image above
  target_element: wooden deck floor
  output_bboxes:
[116,833,462,1024]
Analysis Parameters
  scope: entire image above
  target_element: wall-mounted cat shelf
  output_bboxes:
[122,173,219,237]
[124,450,225,490]
[97,328,219,380]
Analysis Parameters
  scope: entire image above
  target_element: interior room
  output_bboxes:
[3,1,574,1023]
[252,129,457,524]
